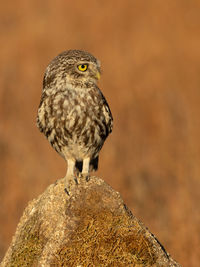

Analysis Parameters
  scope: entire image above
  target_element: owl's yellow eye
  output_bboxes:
[77,64,88,72]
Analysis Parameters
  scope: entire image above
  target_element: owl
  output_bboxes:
[37,50,113,194]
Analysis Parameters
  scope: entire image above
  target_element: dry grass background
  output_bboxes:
[0,1,200,266]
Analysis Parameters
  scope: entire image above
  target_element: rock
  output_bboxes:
[1,176,181,266]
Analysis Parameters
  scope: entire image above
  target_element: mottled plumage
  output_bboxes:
[37,50,113,194]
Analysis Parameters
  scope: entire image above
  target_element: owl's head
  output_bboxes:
[43,50,101,90]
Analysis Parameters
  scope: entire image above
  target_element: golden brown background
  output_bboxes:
[0,1,200,266]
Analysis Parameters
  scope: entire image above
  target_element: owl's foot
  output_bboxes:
[82,157,90,182]
[64,175,78,195]
[64,159,77,195]
[80,173,90,182]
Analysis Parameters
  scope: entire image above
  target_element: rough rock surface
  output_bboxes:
[1,176,181,266]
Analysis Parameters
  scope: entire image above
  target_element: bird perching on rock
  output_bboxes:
[37,50,113,194]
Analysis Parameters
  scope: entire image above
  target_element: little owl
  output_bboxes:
[37,50,113,194]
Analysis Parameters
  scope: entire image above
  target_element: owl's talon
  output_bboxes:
[74,177,79,185]
[64,176,77,195]
[64,188,70,195]
[81,173,90,182]
[85,175,90,182]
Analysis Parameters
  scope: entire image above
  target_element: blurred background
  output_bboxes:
[0,1,200,266]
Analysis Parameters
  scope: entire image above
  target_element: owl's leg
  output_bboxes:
[64,159,77,195]
[82,157,90,181]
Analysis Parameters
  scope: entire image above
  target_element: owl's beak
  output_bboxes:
[96,71,101,80]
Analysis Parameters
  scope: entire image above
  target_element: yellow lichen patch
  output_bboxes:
[51,204,157,266]
[9,212,46,267]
